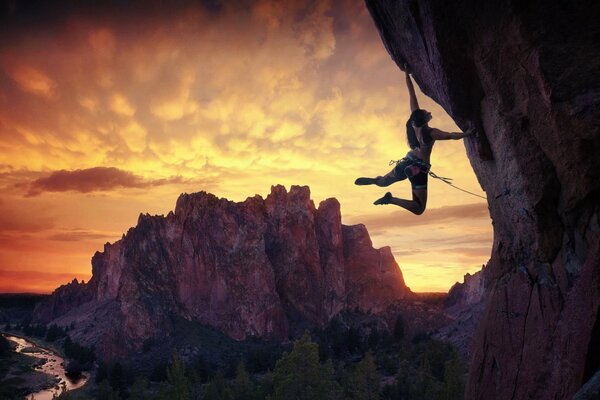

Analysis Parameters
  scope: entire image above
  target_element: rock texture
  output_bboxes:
[365,1,600,399]
[434,268,486,361]
[33,185,411,360]
[444,267,485,311]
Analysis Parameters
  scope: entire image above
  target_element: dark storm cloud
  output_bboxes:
[22,167,187,196]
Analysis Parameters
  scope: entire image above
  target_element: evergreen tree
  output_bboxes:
[166,350,191,400]
[272,331,341,400]
[442,355,464,399]
[97,380,120,400]
[129,376,150,400]
[351,352,380,400]
[232,361,255,400]
[393,315,405,342]
[203,371,233,400]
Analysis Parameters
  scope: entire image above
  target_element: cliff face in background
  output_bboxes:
[365,1,600,399]
[434,268,486,361]
[33,185,411,360]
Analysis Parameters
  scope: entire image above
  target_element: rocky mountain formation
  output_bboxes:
[434,268,485,361]
[365,1,600,399]
[33,185,412,360]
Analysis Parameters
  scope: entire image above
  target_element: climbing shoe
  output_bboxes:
[374,192,393,205]
[355,177,376,185]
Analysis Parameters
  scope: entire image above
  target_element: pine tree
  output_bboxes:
[442,355,464,399]
[203,371,233,400]
[129,375,150,400]
[272,331,341,400]
[166,350,191,400]
[232,361,255,400]
[97,380,120,400]
[351,352,380,400]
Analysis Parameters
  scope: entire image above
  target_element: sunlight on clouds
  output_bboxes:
[122,121,147,152]
[272,120,305,142]
[10,66,56,98]
[78,96,99,113]
[149,71,198,121]
[109,93,136,116]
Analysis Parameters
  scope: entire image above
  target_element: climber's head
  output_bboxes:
[406,109,433,149]
[410,109,432,127]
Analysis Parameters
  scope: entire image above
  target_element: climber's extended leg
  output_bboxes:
[355,169,401,187]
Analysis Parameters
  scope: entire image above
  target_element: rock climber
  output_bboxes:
[354,64,475,215]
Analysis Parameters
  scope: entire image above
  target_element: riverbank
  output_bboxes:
[1,331,91,400]
[0,333,58,399]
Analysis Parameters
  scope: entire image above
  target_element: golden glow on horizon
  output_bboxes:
[0,0,491,294]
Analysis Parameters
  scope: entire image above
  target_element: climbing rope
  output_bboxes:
[427,170,487,200]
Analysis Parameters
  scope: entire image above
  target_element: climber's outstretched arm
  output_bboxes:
[404,65,419,112]
[430,127,476,140]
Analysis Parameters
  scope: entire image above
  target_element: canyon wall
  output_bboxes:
[365,1,600,398]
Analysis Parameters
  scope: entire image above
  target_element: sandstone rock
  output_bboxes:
[365,1,600,398]
[33,185,411,360]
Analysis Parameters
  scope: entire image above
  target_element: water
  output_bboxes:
[3,334,89,400]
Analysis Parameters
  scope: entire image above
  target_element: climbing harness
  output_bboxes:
[389,159,487,200]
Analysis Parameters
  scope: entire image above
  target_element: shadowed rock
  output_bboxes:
[365,1,600,398]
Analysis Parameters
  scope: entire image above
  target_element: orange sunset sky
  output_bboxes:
[0,0,491,293]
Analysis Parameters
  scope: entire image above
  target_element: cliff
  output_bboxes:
[434,268,486,361]
[33,185,411,360]
[365,1,600,399]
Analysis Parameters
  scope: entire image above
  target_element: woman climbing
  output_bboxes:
[354,65,475,215]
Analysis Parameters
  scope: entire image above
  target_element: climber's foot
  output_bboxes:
[355,177,376,185]
[374,192,393,205]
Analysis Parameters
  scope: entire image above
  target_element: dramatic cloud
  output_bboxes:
[22,167,188,196]
[0,0,492,293]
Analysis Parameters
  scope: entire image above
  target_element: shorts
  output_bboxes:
[392,156,430,190]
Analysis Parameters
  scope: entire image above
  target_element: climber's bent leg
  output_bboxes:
[377,189,427,215]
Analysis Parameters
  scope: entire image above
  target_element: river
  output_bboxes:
[3,334,89,400]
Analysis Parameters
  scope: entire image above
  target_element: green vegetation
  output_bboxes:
[2,308,465,399]
[66,327,465,400]
[271,332,341,400]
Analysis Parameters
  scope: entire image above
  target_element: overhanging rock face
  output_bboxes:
[365,1,600,399]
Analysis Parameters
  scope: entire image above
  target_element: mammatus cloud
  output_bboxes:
[21,167,188,196]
